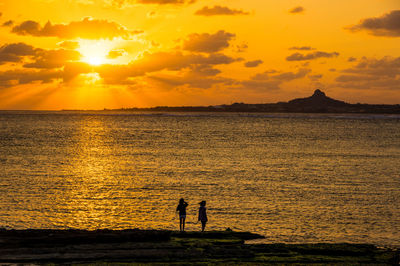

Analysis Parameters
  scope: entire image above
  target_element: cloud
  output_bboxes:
[58,41,80,49]
[286,51,339,61]
[195,6,249,16]
[188,65,221,76]
[270,68,311,81]
[348,57,357,62]
[0,42,82,69]
[95,51,238,84]
[289,46,315,51]
[0,43,38,64]
[0,42,86,87]
[24,49,82,69]
[183,30,235,53]
[342,56,400,77]
[309,74,323,80]
[347,10,400,37]
[147,11,157,18]
[0,29,243,89]
[335,56,400,90]
[289,6,304,14]
[239,79,281,91]
[2,20,14,27]
[12,17,140,39]
[148,72,232,89]
[236,43,248,53]
[0,59,91,88]
[136,0,195,4]
[240,68,310,91]
[0,69,62,88]
[94,0,196,7]
[107,49,125,59]
[244,60,263,68]
[63,62,92,82]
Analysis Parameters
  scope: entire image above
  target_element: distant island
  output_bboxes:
[89,90,400,114]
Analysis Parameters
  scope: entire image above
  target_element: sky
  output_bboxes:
[0,0,400,110]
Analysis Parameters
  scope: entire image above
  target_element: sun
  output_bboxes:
[87,56,104,66]
[78,40,114,66]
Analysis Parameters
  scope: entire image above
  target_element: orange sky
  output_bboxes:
[0,0,400,109]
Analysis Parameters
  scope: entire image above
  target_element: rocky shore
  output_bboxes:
[0,229,398,264]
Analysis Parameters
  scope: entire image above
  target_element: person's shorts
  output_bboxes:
[180,215,186,219]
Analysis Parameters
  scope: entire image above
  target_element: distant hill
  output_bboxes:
[113,90,400,114]
[288,89,348,107]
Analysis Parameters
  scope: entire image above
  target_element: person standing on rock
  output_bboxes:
[198,201,208,232]
[176,198,188,232]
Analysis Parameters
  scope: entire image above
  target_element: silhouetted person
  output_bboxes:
[198,201,208,232]
[176,198,188,232]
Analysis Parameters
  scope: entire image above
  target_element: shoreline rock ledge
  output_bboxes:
[0,229,398,264]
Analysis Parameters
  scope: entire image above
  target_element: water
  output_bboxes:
[1,111,400,246]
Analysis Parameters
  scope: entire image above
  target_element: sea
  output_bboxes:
[0,111,399,246]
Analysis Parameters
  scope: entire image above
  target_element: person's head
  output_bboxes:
[179,198,185,204]
[200,201,206,207]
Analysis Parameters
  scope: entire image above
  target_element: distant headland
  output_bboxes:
[74,90,400,114]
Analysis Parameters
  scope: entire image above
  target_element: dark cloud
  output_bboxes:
[183,30,235,53]
[0,32,242,88]
[0,43,37,56]
[24,49,82,69]
[347,10,400,37]
[289,46,315,51]
[0,69,62,88]
[0,43,38,64]
[12,17,141,39]
[342,56,400,77]
[348,57,357,62]
[2,20,14,27]
[188,65,221,76]
[286,51,339,61]
[0,59,91,87]
[63,62,92,82]
[236,43,248,53]
[0,42,86,87]
[95,51,238,84]
[335,56,400,90]
[195,6,249,16]
[107,49,125,59]
[244,60,263,68]
[289,6,304,14]
[58,41,80,49]
[0,42,81,69]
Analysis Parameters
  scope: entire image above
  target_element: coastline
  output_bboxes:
[0,229,398,264]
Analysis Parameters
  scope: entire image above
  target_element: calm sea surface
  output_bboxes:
[1,111,400,245]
